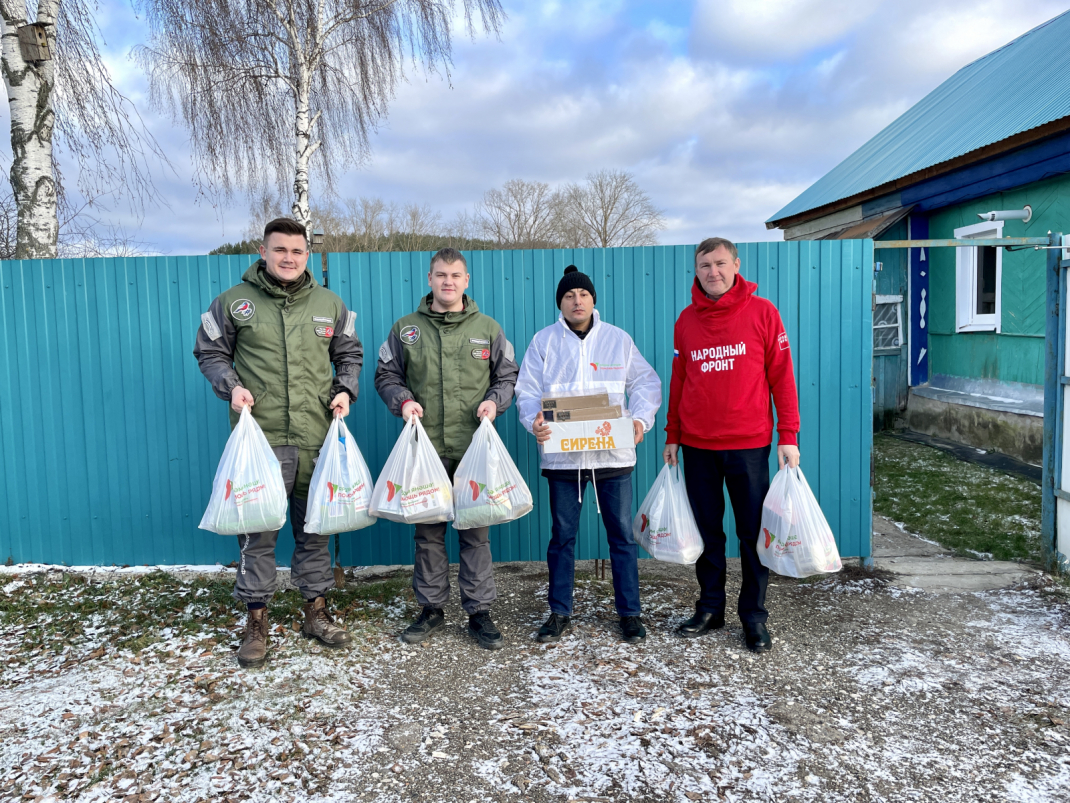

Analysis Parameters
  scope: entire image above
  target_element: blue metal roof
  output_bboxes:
[768,10,1070,224]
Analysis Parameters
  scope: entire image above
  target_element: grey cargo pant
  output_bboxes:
[233,446,334,605]
[413,458,497,615]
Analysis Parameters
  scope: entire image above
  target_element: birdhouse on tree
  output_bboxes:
[17,24,51,62]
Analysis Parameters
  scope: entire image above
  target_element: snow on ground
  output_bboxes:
[2,563,1069,803]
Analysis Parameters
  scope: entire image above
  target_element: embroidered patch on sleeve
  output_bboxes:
[378,341,393,363]
[343,310,357,337]
[778,332,789,351]
[201,311,222,341]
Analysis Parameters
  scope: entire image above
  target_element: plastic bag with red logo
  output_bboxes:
[632,464,704,565]
[452,416,533,530]
[758,466,842,578]
[198,406,288,535]
[369,415,455,524]
[305,417,377,534]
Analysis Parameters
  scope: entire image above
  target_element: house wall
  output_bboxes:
[873,219,909,427]
[927,171,1070,385]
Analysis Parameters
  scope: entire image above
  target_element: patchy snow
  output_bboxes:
[2,565,1069,802]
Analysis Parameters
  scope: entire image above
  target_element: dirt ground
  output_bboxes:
[2,554,1070,803]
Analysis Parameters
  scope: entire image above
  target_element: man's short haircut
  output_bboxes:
[430,247,467,271]
[264,217,308,242]
[695,237,738,264]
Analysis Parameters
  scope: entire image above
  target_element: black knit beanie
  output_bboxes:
[556,265,597,309]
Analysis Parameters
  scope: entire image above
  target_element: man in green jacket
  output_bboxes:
[375,248,519,650]
[194,217,363,668]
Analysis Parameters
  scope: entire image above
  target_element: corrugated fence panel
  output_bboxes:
[0,244,871,566]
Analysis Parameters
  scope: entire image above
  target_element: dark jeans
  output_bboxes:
[681,444,771,626]
[546,472,640,617]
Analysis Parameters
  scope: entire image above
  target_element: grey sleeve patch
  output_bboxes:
[504,338,515,363]
[343,310,357,337]
[378,340,393,363]
[200,311,222,341]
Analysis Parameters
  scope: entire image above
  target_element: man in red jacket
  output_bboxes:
[663,237,800,653]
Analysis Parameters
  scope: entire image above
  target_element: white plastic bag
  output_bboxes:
[199,406,288,535]
[632,464,704,565]
[369,416,455,524]
[305,417,377,534]
[758,466,842,578]
[452,416,533,530]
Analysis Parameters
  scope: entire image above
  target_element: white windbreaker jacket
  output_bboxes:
[515,311,662,473]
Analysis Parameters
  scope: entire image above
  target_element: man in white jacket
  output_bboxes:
[515,266,662,644]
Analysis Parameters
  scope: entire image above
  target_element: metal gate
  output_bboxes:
[1042,235,1070,572]
[0,242,873,568]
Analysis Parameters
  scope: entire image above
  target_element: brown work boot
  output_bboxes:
[302,597,352,648]
[237,607,269,668]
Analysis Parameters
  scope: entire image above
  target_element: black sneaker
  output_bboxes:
[675,608,726,639]
[537,613,572,643]
[468,611,505,650]
[400,607,445,644]
[743,622,772,654]
[620,616,646,644]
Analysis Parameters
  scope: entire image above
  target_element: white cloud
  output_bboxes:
[690,0,880,63]
[0,0,1066,253]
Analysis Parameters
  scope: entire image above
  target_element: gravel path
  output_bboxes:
[2,558,1069,803]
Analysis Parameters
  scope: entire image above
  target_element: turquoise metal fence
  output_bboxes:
[0,242,872,567]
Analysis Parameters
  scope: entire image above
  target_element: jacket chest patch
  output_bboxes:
[469,338,490,345]
[313,316,333,324]
[471,348,490,360]
[231,299,256,320]
[315,326,334,338]
[400,325,421,345]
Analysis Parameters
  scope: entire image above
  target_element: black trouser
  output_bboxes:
[681,444,771,626]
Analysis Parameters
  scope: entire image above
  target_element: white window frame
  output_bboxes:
[955,220,1002,333]
[874,294,904,355]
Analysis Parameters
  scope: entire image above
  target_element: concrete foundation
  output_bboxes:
[904,390,1042,465]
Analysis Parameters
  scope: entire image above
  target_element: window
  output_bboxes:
[874,294,903,355]
[955,220,1002,332]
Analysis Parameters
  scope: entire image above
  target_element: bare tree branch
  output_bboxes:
[133,0,504,229]
[0,0,172,258]
[477,178,561,248]
[555,169,666,248]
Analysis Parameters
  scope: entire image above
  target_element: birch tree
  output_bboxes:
[134,0,503,231]
[0,0,168,258]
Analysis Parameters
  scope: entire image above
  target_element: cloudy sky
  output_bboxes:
[7,0,1068,254]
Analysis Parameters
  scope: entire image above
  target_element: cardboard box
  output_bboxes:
[541,392,610,411]
[544,405,621,422]
[542,417,633,454]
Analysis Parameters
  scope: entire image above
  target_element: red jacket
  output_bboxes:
[665,276,799,450]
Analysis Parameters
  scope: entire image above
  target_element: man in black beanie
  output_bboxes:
[555,265,598,308]
[514,265,662,644]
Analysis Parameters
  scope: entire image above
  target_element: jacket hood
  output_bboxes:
[417,292,480,323]
[690,274,756,317]
[243,259,316,298]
